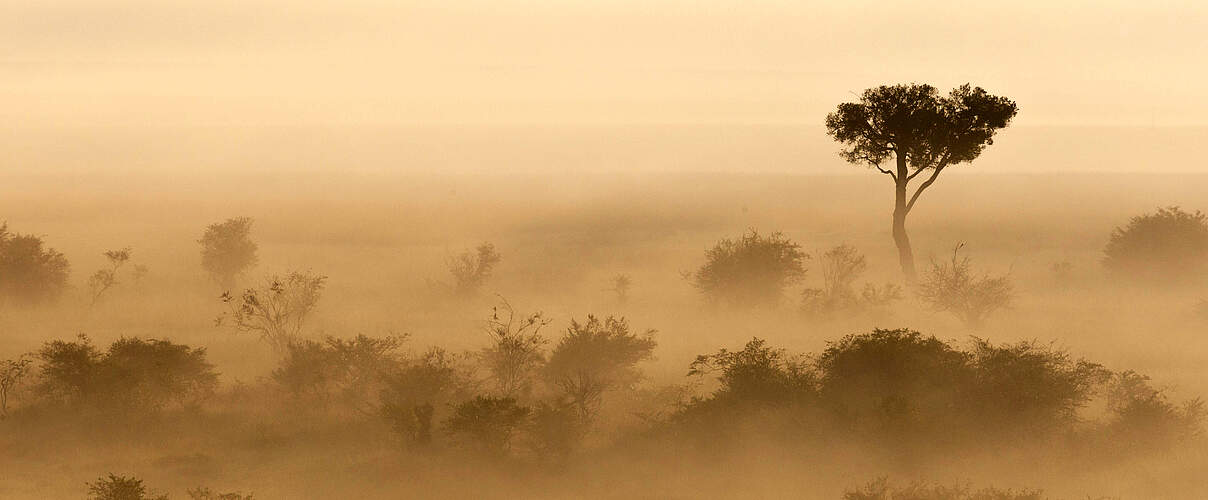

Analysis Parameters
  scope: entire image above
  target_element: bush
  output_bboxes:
[200,217,259,289]
[381,347,473,448]
[1104,206,1208,282]
[219,271,327,353]
[844,478,1043,500]
[87,474,169,500]
[1105,371,1205,448]
[688,338,815,406]
[446,242,501,296]
[0,223,70,306]
[273,334,405,414]
[801,245,902,317]
[444,395,530,455]
[187,486,254,500]
[917,244,1012,328]
[691,229,807,307]
[35,335,218,413]
[545,315,656,421]
[480,299,550,399]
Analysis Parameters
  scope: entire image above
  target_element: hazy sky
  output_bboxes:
[4,0,1206,127]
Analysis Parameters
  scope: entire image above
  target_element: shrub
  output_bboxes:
[444,395,530,455]
[817,329,970,435]
[273,334,405,414]
[480,299,550,399]
[1,355,33,418]
[1105,371,1205,448]
[916,244,1012,328]
[199,217,258,289]
[844,478,1044,500]
[35,335,218,413]
[688,338,815,405]
[446,242,501,296]
[219,271,327,353]
[609,274,632,303]
[0,223,70,306]
[691,229,807,307]
[381,347,473,448]
[88,247,132,306]
[187,486,254,500]
[87,474,169,500]
[544,315,656,421]
[801,245,902,317]
[1104,206,1208,282]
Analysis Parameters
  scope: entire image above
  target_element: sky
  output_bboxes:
[3,0,1207,127]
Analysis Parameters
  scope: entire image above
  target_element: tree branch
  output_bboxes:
[905,162,947,213]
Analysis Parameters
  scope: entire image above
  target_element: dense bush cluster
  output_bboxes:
[0,223,70,306]
[1104,206,1208,282]
[691,229,807,307]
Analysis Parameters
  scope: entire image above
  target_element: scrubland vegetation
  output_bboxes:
[2,169,1208,499]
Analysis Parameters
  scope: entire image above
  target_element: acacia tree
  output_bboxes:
[825,84,1018,280]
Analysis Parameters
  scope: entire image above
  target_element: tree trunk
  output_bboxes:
[893,155,917,281]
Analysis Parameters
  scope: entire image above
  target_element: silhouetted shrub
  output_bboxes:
[0,355,33,418]
[545,315,656,421]
[480,299,550,399]
[380,347,474,448]
[527,400,588,459]
[446,242,501,296]
[219,271,327,353]
[35,335,217,413]
[691,229,807,307]
[273,334,405,414]
[609,274,632,303]
[199,217,259,289]
[444,395,530,455]
[88,247,132,306]
[689,338,815,406]
[1105,371,1205,448]
[917,244,1012,328]
[818,329,970,435]
[844,477,1043,500]
[1104,206,1208,282]
[187,486,254,500]
[87,474,169,500]
[801,245,902,317]
[0,223,70,306]
[965,339,1108,436]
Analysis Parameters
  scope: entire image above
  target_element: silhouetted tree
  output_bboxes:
[691,229,807,307]
[200,217,258,289]
[0,223,70,306]
[1104,206,1208,282]
[826,84,1018,280]
[88,247,132,307]
[480,298,549,399]
[544,315,656,421]
[273,334,405,415]
[0,355,33,418]
[609,274,632,303]
[688,338,815,405]
[446,242,501,296]
[916,244,1013,328]
[218,271,327,353]
[87,474,169,500]
[802,245,902,317]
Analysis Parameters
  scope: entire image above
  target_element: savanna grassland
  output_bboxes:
[2,124,1207,499]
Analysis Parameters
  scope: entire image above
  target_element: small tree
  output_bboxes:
[381,347,473,448]
[691,229,807,307]
[200,217,259,289]
[917,244,1013,328]
[0,355,33,418]
[219,271,327,353]
[544,316,656,421]
[444,395,530,456]
[480,298,550,399]
[88,247,132,306]
[609,274,632,303]
[0,223,70,306]
[801,245,902,317]
[446,242,501,296]
[1104,206,1208,282]
[273,334,405,414]
[87,474,168,500]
